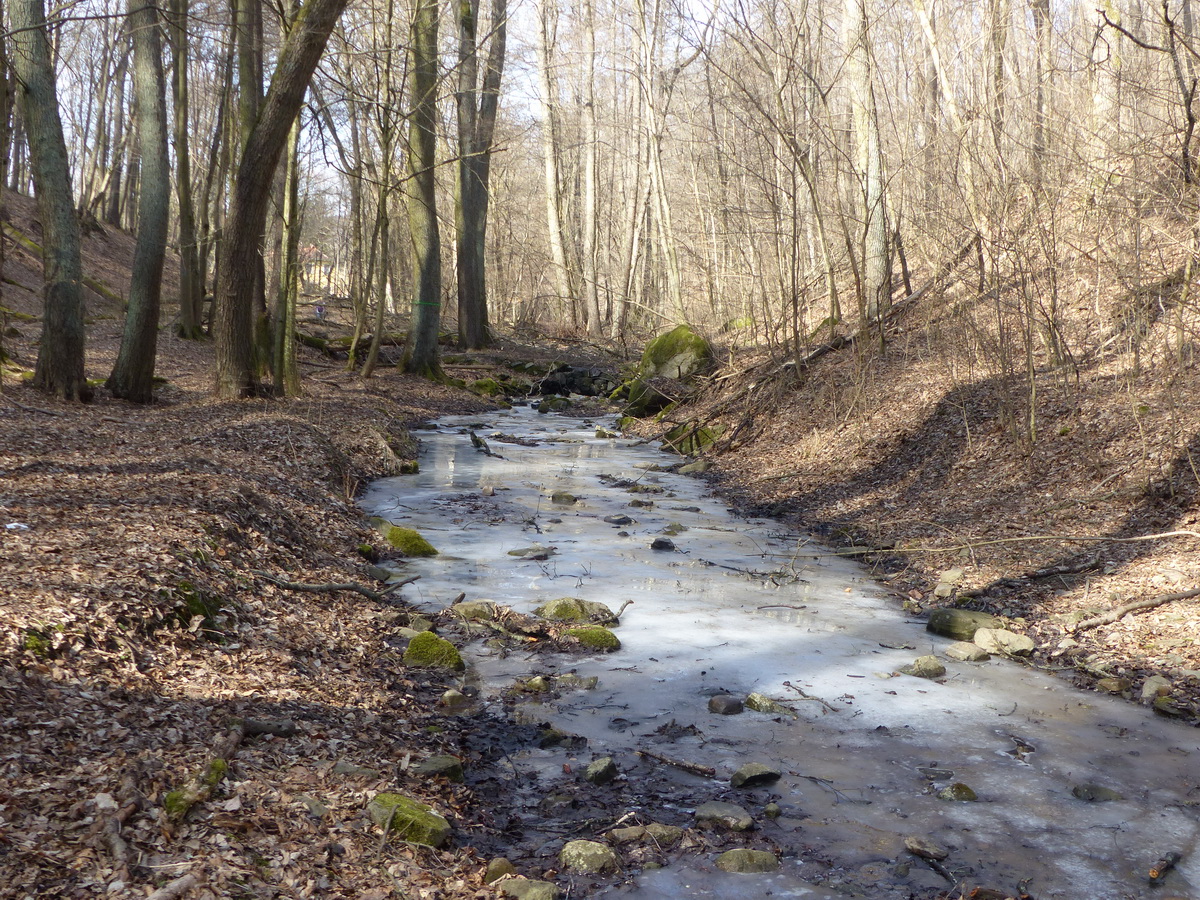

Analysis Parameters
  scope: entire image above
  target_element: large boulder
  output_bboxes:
[640,325,714,380]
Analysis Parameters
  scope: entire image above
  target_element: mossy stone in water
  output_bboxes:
[560,839,619,874]
[366,792,451,846]
[565,626,621,652]
[403,631,465,672]
[382,525,438,557]
[715,849,779,873]
[535,597,614,623]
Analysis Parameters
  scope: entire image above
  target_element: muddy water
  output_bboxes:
[360,406,1200,900]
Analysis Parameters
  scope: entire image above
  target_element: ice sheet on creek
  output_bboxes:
[361,406,1200,900]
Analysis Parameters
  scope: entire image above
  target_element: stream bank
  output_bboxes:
[362,405,1200,900]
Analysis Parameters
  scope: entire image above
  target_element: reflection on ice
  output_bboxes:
[361,406,1200,900]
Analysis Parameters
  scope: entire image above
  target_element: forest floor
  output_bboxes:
[1,190,1199,900]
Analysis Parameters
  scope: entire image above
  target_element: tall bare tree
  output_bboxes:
[13,0,89,400]
[456,0,507,348]
[108,0,171,402]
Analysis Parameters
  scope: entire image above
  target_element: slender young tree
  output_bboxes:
[108,0,171,402]
[401,0,444,378]
[213,0,350,398]
[12,0,90,401]
[170,0,204,338]
[455,0,507,349]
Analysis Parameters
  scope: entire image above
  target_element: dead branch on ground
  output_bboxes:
[635,749,716,778]
[1073,587,1200,632]
[252,570,418,603]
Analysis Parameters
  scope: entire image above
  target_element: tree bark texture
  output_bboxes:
[455,0,507,349]
[13,0,91,401]
[213,0,350,398]
[108,0,171,402]
[402,0,443,378]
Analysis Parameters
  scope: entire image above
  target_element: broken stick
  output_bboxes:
[635,749,716,778]
[252,570,418,603]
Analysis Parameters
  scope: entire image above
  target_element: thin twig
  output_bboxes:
[635,749,715,778]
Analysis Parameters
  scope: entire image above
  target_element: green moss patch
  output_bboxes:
[381,525,438,557]
[403,631,465,671]
[366,793,452,847]
[565,626,621,652]
[640,324,714,380]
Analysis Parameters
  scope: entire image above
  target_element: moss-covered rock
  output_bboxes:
[381,525,438,557]
[926,608,998,641]
[560,839,619,874]
[618,379,672,418]
[640,324,714,380]
[403,631,465,672]
[412,754,464,782]
[534,597,615,623]
[565,626,621,652]
[451,599,500,621]
[470,377,504,397]
[366,793,452,846]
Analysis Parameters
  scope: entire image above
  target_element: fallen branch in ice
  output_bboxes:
[1149,851,1182,884]
[252,570,418,603]
[635,750,715,778]
[1072,587,1200,632]
[782,680,839,713]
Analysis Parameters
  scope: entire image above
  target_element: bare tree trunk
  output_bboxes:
[13,0,90,401]
[401,0,443,378]
[580,0,601,335]
[455,0,507,348]
[534,0,577,324]
[108,0,170,402]
[171,0,204,338]
[845,0,890,321]
[272,113,302,395]
[213,0,350,398]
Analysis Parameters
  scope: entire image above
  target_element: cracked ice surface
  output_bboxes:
[361,405,1200,900]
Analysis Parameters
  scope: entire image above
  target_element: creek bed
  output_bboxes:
[361,405,1199,900]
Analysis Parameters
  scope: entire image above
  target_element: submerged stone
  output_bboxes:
[745,692,798,718]
[695,800,754,831]
[550,490,578,505]
[585,756,619,785]
[730,762,782,789]
[904,835,949,861]
[937,782,978,802]
[900,656,947,679]
[366,793,451,846]
[708,695,744,715]
[560,839,619,874]
[451,599,500,621]
[565,626,621,651]
[498,876,559,900]
[714,849,779,873]
[1072,783,1124,802]
[535,597,615,623]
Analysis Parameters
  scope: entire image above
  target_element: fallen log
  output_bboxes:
[1073,588,1200,632]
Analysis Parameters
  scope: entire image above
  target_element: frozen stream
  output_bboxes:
[360,406,1199,900]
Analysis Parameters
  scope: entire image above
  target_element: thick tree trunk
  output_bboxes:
[108,0,170,403]
[212,0,350,398]
[13,0,90,401]
[455,0,507,349]
[401,0,443,378]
